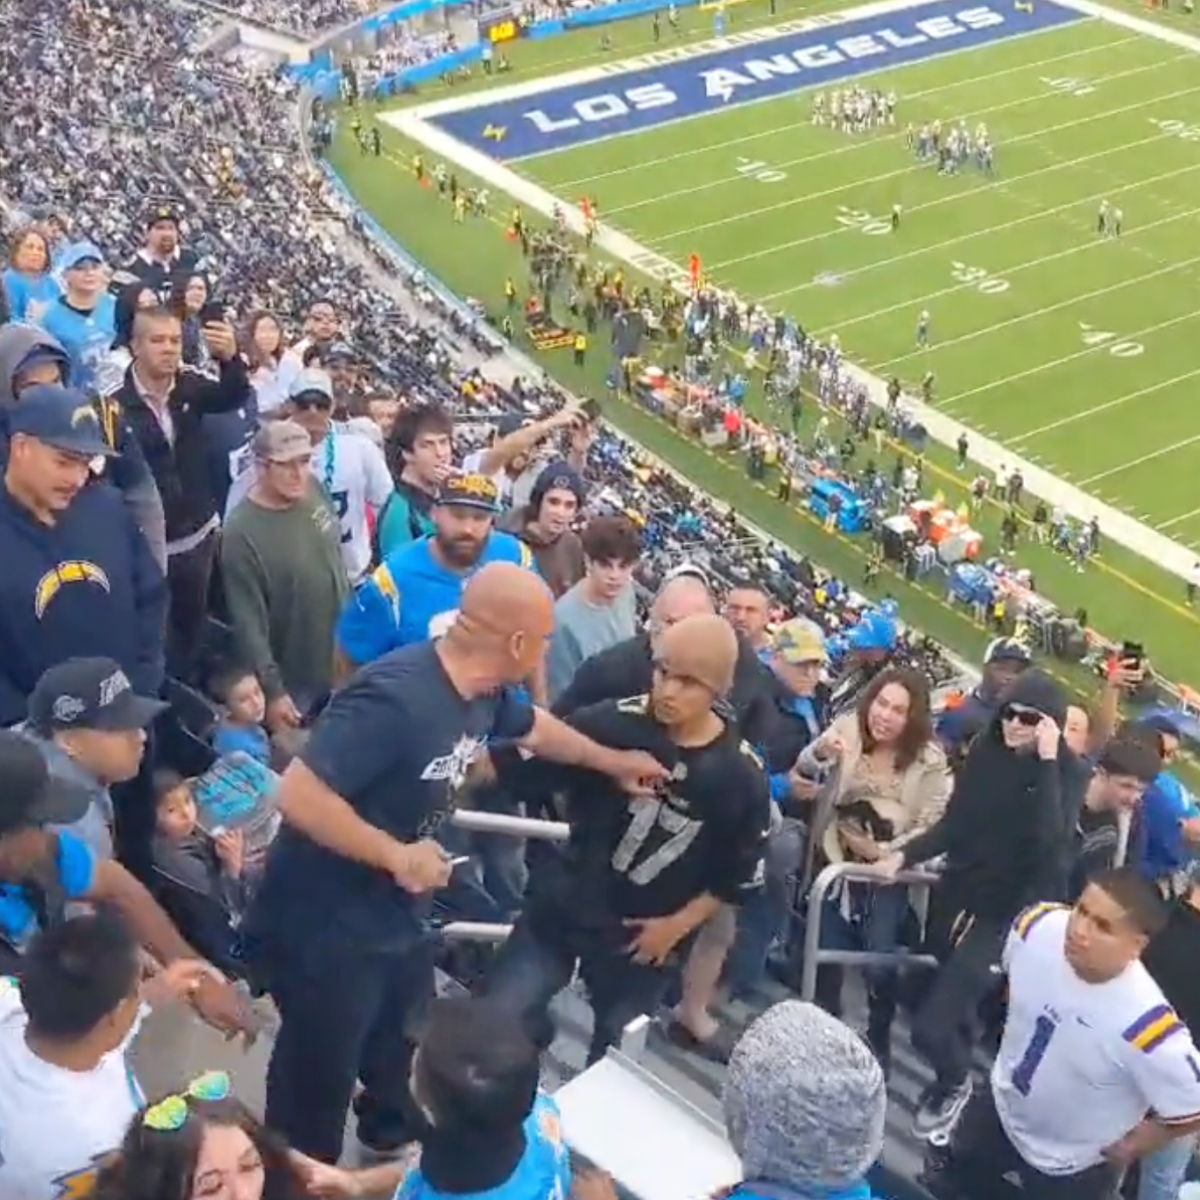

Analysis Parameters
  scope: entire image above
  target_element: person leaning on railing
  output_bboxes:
[794,666,950,1076]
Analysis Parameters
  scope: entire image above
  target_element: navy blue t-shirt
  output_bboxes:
[247,641,534,954]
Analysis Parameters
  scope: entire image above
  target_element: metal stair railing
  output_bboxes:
[799,861,942,1003]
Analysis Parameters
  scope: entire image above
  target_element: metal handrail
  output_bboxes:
[799,862,942,1003]
[440,920,514,943]
[450,808,570,841]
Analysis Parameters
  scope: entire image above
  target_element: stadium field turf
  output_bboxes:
[329,0,1200,697]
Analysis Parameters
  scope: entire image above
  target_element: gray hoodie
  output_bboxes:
[0,323,166,569]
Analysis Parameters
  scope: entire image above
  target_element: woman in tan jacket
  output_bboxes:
[794,666,951,1073]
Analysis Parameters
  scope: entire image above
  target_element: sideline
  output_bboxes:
[387,0,1200,589]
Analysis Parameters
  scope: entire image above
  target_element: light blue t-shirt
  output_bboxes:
[1,269,59,322]
[37,293,118,394]
[0,831,95,954]
[394,1094,571,1200]
[337,532,535,667]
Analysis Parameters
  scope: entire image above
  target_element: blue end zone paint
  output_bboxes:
[431,0,1085,159]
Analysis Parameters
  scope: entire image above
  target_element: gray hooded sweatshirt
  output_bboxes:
[0,323,166,569]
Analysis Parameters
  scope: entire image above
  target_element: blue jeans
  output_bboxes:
[724,817,804,994]
[482,900,673,1064]
[1138,1133,1197,1200]
[813,881,912,1015]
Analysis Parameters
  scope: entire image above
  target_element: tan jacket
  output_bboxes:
[798,712,951,865]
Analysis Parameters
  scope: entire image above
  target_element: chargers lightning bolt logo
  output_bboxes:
[482,123,507,142]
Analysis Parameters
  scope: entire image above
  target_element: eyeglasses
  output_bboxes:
[1002,705,1043,728]
[143,1071,231,1131]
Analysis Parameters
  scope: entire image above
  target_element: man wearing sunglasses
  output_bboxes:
[870,668,1074,1142]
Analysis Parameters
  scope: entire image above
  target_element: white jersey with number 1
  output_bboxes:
[993,903,1200,1175]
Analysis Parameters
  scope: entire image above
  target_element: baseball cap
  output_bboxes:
[146,203,180,228]
[28,657,167,734]
[846,611,898,653]
[59,242,105,271]
[287,367,335,405]
[985,637,1032,667]
[9,384,116,458]
[495,412,528,438]
[252,419,314,464]
[773,618,828,665]
[321,340,356,363]
[1141,712,1185,741]
[0,730,89,836]
[435,472,501,513]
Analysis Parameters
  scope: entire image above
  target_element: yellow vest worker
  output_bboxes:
[573,332,587,365]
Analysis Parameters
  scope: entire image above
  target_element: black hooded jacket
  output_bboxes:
[898,669,1071,920]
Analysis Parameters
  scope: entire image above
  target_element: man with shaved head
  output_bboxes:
[244,563,669,1165]
[553,571,778,748]
[483,612,772,1065]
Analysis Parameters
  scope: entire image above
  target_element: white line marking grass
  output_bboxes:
[386,0,1200,581]
[551,29,1143,190]
[603,51,1187,215]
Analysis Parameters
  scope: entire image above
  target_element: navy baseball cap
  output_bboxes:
[9,385,116,458]
[28,658,167,734]
[0,731,89,835]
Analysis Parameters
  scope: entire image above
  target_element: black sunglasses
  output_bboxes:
[291,392,332,410]
[1002,705,1043,728]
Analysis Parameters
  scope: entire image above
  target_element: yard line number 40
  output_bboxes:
[735,156,787,183]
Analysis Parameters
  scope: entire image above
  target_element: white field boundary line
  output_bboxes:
[405,1,1105,165]
[388,0,1200,581]
[655,84,1200,250]
[408,0,961,118]
[606,50,1186,215]
[563,30,1144,191]
[1159,505,1200,532]
[758,158,1200,293]
[878,253,1200,371]
[808,208,1200,333]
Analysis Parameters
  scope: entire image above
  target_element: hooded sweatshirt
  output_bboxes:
[0,325,166,569]
[898,669,1070,920]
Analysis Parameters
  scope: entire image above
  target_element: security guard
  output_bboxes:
[573,331,587,367]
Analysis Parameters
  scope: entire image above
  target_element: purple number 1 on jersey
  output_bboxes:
[1011,1014,1057,1096]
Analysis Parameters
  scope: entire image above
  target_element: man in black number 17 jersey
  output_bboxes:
[481,613,772,1064]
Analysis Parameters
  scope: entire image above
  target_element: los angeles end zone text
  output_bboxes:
[387,0,1200,572]
[428,0,1082,157]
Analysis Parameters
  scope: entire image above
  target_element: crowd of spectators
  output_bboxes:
[3,3,1200,1200]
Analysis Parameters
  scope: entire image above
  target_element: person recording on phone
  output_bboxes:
[866,668,1075,1141]
[112,303,251,678]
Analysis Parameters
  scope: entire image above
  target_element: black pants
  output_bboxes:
[911,901,1009,1089]
[481,902,672,1065]
[166,529,218,681]
[262,936,434,1163]
[946,1080,1118,1200]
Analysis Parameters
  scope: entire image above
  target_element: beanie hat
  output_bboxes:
[655,614,738,696]
[724,1001,886,1193]
[531,460,585,510]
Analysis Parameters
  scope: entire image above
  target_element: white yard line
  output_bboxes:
[651,84,1200,251]
[1158,505,1200,532]
[939,308,1200,413]
[785,207,1200,317]
[549,30,1144,189]
[1010,365,1200,444]
[717,157,1200,279]
[388,0,1200,581]
[603,52,1184,216]
[876,254,1200,370]
[1080,432,1200,485]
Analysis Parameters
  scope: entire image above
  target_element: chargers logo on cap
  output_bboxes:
[34,560,111,619]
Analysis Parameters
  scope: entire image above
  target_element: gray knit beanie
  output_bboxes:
[723,1001,887,1192]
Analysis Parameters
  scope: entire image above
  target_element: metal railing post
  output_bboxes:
[450,809,570,841]
[799,862,941,1002]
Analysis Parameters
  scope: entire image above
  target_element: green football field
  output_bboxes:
[330,0,1200,699]
[512,16,1200,528]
